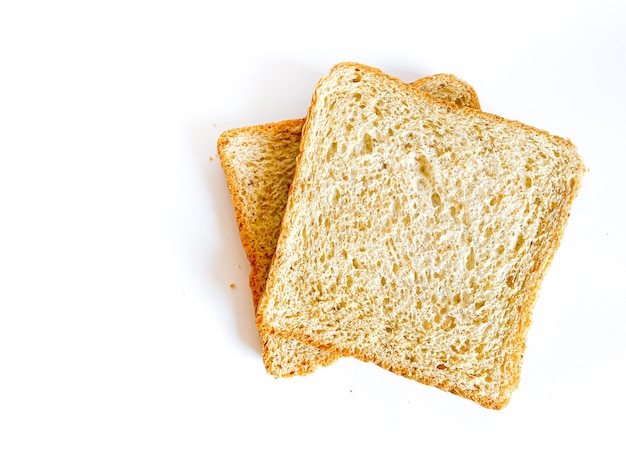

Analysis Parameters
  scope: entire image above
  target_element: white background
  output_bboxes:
[1,1,625,468]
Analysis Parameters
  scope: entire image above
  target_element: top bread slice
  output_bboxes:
[258,62,585,407]
[218,73,482,377]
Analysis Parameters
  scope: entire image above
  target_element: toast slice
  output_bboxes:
[218,73,481,377]
[258,63,584,407]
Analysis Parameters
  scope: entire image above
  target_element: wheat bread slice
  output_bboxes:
[218,74,481,377]
[258,62,585,407]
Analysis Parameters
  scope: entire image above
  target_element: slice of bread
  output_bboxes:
[218,73,481,377]
[258,62,585,408]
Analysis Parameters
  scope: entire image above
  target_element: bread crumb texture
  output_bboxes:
[258,63,584,409]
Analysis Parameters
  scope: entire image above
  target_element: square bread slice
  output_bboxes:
[218,73,481,377]
[258,62,585,407]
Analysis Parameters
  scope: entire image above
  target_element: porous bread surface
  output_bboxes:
[219,74,482,377]
[258,63,584,407]
[411,73,480,109]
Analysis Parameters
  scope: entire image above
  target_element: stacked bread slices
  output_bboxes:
[217,63,584,409]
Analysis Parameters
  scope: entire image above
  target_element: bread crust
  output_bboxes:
[259,62,585,407]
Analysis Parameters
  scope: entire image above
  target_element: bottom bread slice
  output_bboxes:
[218,73,481,377]
[219,119,339,376]
[258,63,585,407]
